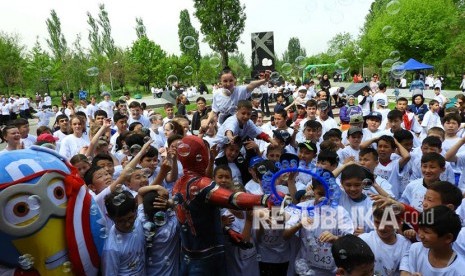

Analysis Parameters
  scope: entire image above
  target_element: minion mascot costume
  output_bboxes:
[0,146,105,275]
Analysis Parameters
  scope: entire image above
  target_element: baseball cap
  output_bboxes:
[297,103,306,108]
[101,91,111,97]
[349,114,364,124]
[317,100,329,110]
[376,99,386,107]
[365,111,382,121]
[249,156,264,168]
[347,126,363,136]
[298,141,317,153]
[273,129,291,144]
[37,133,59,143]
[348,95,355,99]
[298,86,307,92]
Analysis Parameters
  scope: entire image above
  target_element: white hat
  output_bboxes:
[298,86,307,92]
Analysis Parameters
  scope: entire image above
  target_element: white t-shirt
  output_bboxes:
[357,95,372,116]
[372,92,388,112]
[421,110,442,132]
[58,133,90,160]
[316,116,338,134]
[21,135,37,149]
[405,242,465,276]
[286,203,354,275]
[359,231,411,276]
[216,116,263,145]
[102,205,146,275]
[212,85,249,123]
[128,115,151,128]
[86,103,99,120]
[338,191,374,233]
[399,178,426,212]
[245,179,263,195]
[338,145,360,164]
[98,100,115,119]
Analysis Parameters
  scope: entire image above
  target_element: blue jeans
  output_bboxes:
[180,252,226,276]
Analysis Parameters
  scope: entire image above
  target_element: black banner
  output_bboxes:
[251,32,275,78]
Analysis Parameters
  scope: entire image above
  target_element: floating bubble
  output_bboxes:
[62,261,72,273]
[143,136,151,144]
[221,87,232,96]
[386,0,401,15]
[281,63,292,75]
[18,254,34,270]
[282,172,290,181]
[115,184,123,193]
[90,204,98,216]
[166,75,178,86]
[209,56,221,68]
[256,254,262,262]
[237,156,244,163]
[116,233,123,243]
[335,59,350,74]
[195,154,203,162]
[251,88,263,101]
[258,165,267,175]
[391,61,406,79]
[142,168,152,178]
[27,195,41,210]
[177,143,191,157]
[280,130,290,140]
[183,65,194,75]
[362,178,373,190]
[233,181,241,187]
[130,144,142,156]
[283,89,292,98]
[143,221,156,238]
[154,211,167,226]
[183,36,196,49]
[295,258,309,275]
[389,50,400,61]
[339,249,348,259]
[381,59,394,73]
[382,25,393,38]
[184,255,191,265]
[270,71,280,81]
[99,227,108,239]
[190,186,200,196]
[295,56,306,70]
[86,67,99,77]
[308,67,318,77]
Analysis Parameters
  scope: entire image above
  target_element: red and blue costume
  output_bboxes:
[173,136,274,275]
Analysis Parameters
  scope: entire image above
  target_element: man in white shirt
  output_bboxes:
[372,83,388,112]
[86,96,99,123]
[44,93,52,107]
[316,100,338,134]
[98,92,115,119]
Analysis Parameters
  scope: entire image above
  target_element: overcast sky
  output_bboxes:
[1,0,373,63]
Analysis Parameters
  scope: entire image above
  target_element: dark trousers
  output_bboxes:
[180,252,226,276]
[261,93,270,116]
[259,261,289,276]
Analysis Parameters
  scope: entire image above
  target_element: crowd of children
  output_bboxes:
[2,68,465,276]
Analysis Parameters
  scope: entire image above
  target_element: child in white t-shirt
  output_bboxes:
[421,99,442,134]
[284,181,354,276]
[338,127,363,163]
[403,206,465,276]
[359,207,411,276]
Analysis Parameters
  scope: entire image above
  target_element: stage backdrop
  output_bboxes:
[251,32,275,78]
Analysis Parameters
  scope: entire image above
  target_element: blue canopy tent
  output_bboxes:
[399,58,434,71]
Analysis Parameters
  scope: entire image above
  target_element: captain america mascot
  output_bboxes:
[173,135,279,275]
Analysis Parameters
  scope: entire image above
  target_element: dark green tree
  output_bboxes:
[130,36,166,91]
[178,9,201,69]
[193,0,246,67]
[87,11,102,59]
[282,37,306,63]
[0,32,25,93]
[45,9,67,62]
[97,4,116,59]
[135,17,147,39]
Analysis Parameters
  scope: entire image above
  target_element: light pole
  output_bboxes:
[110,61,118,91]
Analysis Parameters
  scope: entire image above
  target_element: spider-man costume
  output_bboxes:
[173,136,274,275]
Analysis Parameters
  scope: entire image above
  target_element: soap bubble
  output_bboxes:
[256,254,262,262]
[116,233,123,243]
[362,178,373,190]
[177,143,191,157]
[183,36,196,49]
[280,130,291,140]
[339,249,348,259]
[142,168,152,178]
[166,75,178,86]
[391,61,406,79]
[382,25,393,38]
[308,67,318,77]
[237,156,244,163]
[270,71,280,81]
[209,56,221,68]
[143,136,151,144]
[90,204,98,216]
[195,154,203,162]
[27,195,41,210]
[154,211,167,226]
[281,63,292,75]
[283,89,292,98]
[183,65,193,75]
[335,59,350,74]
[130,144,142,156]
[251,88,263,101]
[258,165,267,174]
[189,186,200,196]
[295,258,309,275]
[86,67,99,77]
[115,184,123,193]
[389,50,400,62]
[295,56,306,70]
[282,172,290,181]
[381,59,394,73]
[386,0,400,15]
[18,254,34,270]
[99,227,109,239]
[62,261,72,273]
